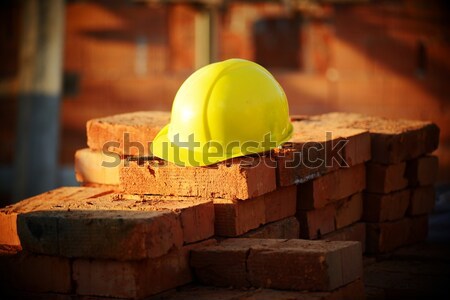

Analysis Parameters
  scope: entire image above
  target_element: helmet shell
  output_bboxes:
[152,59,293,166]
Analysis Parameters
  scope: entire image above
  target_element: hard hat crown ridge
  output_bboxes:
[151,58,293,167]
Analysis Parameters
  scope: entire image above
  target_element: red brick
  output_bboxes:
[95,193,215,245]
[86,111,170,156]
[408,215,428,245]
[18,209,184,260]
[0,187,114,246]
[406,155,439,186]
[0,246,71,294]
[120,156,276,199]
[2,187,114,212]
[311,112,440,164]
[335,192,363,229]
[299,192,363,239]
[174,200,215,244]
[74,148,122,186]
[14,189,214,259]
[275,119,370,186]
[322,222,366,253]
[241,217,300,239]
[191,238,362,291]
[247,239,363,291]
[213,186,295,237]
[74,239,215,299]
[298,164,366,209]
[214,197,265,237]
[339,128,371,167]
[121,195,215,245]
[408,186,435,216]
[264,185,297,223]
[366,162,409,194]
[275,145,324,187]
[0,213,19,246]
[363,190,411,222]
[298,203,336,239]
[366,218,410,254]
[191,239,281,288]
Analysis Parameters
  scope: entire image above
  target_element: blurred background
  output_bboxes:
[0,0,449,204]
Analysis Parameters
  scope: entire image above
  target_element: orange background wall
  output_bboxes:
[0,0,449,183]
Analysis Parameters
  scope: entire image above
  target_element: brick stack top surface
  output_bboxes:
[309,112,440,164]
[87,111,170,156]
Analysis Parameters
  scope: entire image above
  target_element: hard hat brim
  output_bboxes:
[151,123,293,167]
[151,124,239,167]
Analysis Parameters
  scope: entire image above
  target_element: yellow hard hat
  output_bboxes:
[151,58,293,167]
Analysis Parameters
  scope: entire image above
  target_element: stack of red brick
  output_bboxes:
[0,110,439,299]
[277,113,439,254]
[277,117,371,250]
[307,113,440,254]
[0,111,367,299]
[0,111,217,298]
[74,111,301,240]
[0,186,218,299]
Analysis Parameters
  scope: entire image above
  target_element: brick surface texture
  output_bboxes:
[322,222,366,253]
[363,190,411,222]
[298,202,336,239]
[0,187,115,246]
[19,209,184,260]
[335,192,363,229]
[408,186,435,216]
[86,111,170,156]
[366,162,408,194]
[0,246,71,294]
[241,217,300,239]
[2,187,214,259]
[214,185,296,237]
[213,197,265,237]
[191,238,362,291]
[406,155,439,187]
[73,239,216,299]
[275,119,370,186]
[310,113,440,164]
[74,148,122,186]
[298,192,363,239]
[120,156,276,199]
[366,218,411,254]
[298,164,366,210]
